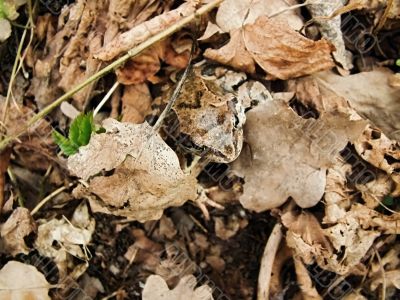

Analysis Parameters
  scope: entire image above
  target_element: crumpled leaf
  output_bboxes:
[323,161,354,224]
[116,38,190,84]
[0,207,36,255]
[142,275,214,300]
[205,16,335,80]
[284,203,400,275]
[354,125,400,196]
[0,261,51,300]
[315,68,400,140]
[68,119,197,222]
[34,202,95,277]
[28,0,170,109]
[232,100,366,211]
[121,83,152,124]
[323,216,381,270]
[307,0,353,70]
[0,98,55,171]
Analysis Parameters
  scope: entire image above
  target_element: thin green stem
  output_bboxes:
[0,0,224,151]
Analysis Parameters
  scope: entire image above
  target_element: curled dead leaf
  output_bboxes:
[205,16,335,80]
[34,202,95,277]
[0,207,36,256]
[68,119,197,222]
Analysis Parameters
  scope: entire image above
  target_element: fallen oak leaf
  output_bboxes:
[232,99,366,211]
[0,261,51,300]
[142,274,214,300]
[68,119,197,222]
[214,0,303,33]
[205,16,335,80]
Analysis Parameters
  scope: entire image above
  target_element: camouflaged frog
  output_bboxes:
[158,62,271,163]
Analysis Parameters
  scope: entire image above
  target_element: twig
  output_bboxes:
[31,182,75,216]
[375,248,386,300]
[2,0,35,122]
[153,39,195,132]
[0,0,225,151]
[93,81,120,117]
[257,223,283,300]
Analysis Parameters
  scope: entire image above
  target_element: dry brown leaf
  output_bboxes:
[205,16,335,80]
[356,172,394,209]
[354,125,400,196]
[0,99,55,171]
[68,119,197,221]
[283,209,378,276]
[323,161,354,224]
[315,68,400,140]
[116,39,190,84]
[121,83,152,123]
[370,270,400,291]
[124,229,163,272]
[0,207,36,256]
[34,202,95,277]
[323,217,381,270]
[348,0,400,21]
[232,100,366,211]
[142,274,214,300]
[0,261,51,300]
[29,0,170,109]
[293,257,322,300]
[343,203,400,235]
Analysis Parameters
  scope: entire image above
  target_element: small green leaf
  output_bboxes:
[52,130,79,156]
[396,59,400,67]
[69,112,94,147]
[52,112,96,156]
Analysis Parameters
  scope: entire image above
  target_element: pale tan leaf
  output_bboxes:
[232,100,366,211]
[142,275,214,300]
[68,119,197,222]
[0,261,51,300]
[34,203,95,277]
[315,68,400,140]
[215,0,303,32]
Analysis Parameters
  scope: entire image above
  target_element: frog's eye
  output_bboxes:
[200,64,217,76]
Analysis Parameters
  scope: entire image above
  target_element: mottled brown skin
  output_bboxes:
[169,66,245,163]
